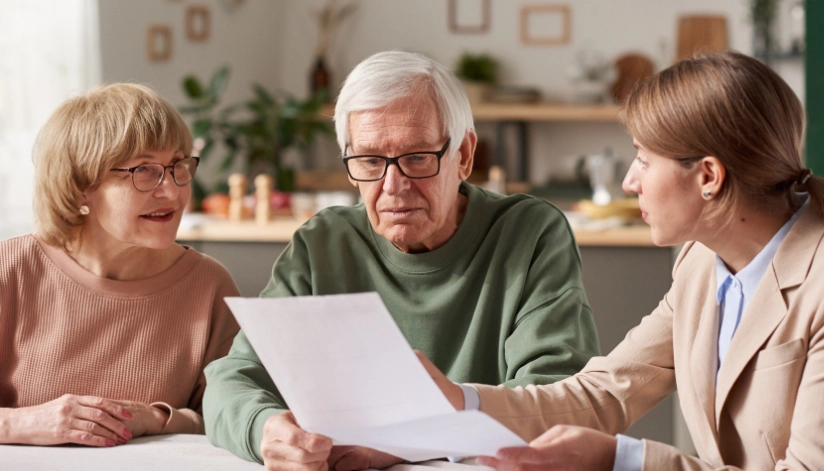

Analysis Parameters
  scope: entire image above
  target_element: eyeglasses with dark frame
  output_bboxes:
[342,139,451,182]
[110,156,200,192]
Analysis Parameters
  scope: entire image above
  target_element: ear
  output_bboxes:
[697,156,726,197]
[456,131,477,181]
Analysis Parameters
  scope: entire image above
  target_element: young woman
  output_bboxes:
[0,84,239,447]
[423,51,824,470]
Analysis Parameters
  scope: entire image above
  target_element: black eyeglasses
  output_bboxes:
[342,139,451,182]
[110,157,200,192]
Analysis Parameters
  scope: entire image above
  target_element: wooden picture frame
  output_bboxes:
[448,0,491,34]
[520,4,571,46]
[147,25,172,62]
[186,5,211,42]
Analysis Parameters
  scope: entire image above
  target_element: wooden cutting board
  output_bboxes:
[676,15,729,61]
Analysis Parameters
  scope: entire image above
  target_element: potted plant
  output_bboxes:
[455,52,499,103]
[750,0,781,64]
[179,67,334,207]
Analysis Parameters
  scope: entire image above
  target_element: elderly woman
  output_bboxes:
[424,51,824,470]
[0,84,239,447]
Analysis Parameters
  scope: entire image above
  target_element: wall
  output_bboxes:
[97,1,806,184]
[273,0,757,184]
[99,0,284,122]
[806,0,824,175]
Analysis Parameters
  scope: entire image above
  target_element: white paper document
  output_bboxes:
[224,293,526,461]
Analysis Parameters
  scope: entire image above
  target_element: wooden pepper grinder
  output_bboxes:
[254,173,273,224]
[228,173,248,222]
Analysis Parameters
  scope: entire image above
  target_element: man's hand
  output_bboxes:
[477,425,617,471]
[261,412,333,471]
[109,400,169,438]
[327,446,404,471]
[415,351,464,410]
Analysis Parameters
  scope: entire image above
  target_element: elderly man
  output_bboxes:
[204,51,599,470]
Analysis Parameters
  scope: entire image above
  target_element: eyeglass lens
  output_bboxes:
[347,154,439,181]
[132,158,198,191]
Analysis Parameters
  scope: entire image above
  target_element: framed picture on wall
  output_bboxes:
[147,25,172,61]
[448,0,491,34]
[520,4,571,46]
[186,5,211,42]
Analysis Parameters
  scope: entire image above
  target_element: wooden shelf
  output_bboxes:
[471,103,622,122]
[320,103,622,122]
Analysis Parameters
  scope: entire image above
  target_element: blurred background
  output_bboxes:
[0,0,815,238]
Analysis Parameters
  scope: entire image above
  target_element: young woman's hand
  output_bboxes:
[0,394,133,446]
[478,425,617,471]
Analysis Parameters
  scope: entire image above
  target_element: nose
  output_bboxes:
[153,166,182,198]
[622,164,640,195]
[382,162,410,195]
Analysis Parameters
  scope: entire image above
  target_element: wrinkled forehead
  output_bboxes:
[347,95,443,154]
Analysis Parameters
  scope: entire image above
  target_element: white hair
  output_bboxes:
[334,50,474,159]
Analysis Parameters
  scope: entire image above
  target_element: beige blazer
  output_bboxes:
[473,209,824,470]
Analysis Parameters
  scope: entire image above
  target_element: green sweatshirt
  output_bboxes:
[203,182,599,463]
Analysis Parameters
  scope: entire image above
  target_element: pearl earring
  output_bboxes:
[702,191,713,198]
[79,205,90,215]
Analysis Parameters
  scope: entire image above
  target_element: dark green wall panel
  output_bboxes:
[806,0,824,174]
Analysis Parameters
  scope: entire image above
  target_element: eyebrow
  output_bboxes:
[351,140,442,156]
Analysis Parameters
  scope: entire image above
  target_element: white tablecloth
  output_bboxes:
[0,434,487,471]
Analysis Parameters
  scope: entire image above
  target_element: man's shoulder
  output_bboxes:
[469,185,569,231]
[293,204,370,241]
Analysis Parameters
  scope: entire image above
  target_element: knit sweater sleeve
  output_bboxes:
[153,259,241,435]
[502,202,601,388]
[203,234,312,464]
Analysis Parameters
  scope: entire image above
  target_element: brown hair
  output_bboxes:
[33,83,193,250]
[624,50,824,220]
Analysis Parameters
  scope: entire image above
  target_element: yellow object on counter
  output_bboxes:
[576,198,642,220]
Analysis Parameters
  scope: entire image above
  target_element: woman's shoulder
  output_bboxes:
[180,247,240,294]
[0,234,48,276]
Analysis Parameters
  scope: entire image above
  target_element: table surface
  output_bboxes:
[0,434,488,471]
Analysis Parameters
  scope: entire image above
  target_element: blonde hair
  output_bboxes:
[33,83,193,249]
[624,51,824,220]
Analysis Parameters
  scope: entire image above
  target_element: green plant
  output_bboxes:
[750,0,782,61]
[179,67,334,202]
[455,52,499,84]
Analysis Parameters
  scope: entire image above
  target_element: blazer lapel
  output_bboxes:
[714,209,824,424]
[714,267,786,423]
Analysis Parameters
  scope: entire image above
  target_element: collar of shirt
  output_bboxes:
[715,193,810,306]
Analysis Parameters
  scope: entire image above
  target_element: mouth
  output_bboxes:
[380,207,421,219]
[140,209,176,222]
[641,211,648,221]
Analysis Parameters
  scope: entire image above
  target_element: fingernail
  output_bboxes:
[122,409,133,419]
[106,439,116,447]
[124,430,133,439]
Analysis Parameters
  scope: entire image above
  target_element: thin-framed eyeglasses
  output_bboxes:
[342,139,451,182]
[110,156,200,192]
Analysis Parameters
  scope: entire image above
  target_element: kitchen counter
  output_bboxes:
[177,216,656,247]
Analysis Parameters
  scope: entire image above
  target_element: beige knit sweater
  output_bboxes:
[0,235,240,434]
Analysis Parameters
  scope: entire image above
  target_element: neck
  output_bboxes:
[701,204,792,274]
[68,236,185,281]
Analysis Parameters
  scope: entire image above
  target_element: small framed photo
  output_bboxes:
[520,4,571,46]
[448,0,491,34]
[186,5,211,42]
[147,25,172,62]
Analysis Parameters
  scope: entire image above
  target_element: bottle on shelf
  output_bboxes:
[310,56,331,101]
